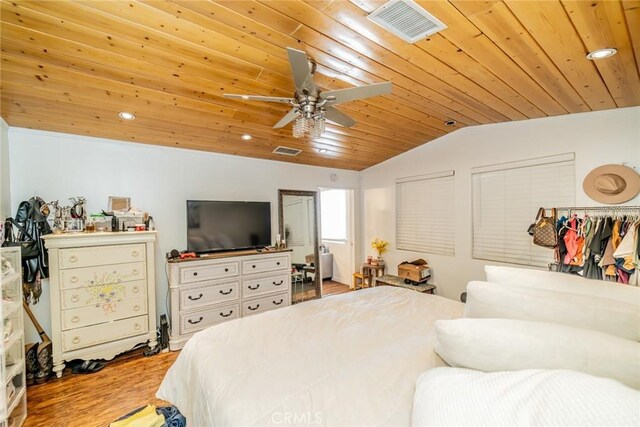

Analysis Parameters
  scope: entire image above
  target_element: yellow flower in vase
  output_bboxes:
[371,238,389,264]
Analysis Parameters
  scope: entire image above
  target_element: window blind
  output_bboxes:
[396,171,455,256]
[471,154,575,267]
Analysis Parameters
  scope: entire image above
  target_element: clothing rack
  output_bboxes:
[550,206,640,213]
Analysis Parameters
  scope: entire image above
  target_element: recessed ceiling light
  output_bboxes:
[586,48,617,60]
[318,148,328,153]
[444,120,456,126]
[241,134,253,141]
[118,111,135,120]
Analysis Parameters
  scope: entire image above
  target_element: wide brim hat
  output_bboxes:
[583,164,640,204]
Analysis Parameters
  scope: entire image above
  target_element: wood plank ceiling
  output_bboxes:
[1,0,639,171]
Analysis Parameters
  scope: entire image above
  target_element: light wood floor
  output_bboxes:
[292,279,352,303]
[24,349,179,427]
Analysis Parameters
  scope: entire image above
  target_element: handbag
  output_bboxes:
[1,219,40,260]
[532,208,558,248]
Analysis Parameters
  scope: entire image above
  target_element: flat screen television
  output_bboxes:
[186,200,271,253]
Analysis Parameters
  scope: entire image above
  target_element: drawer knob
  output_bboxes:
[71,295,80,303]
[272,299,284,306]
[248,304,260,311]
[72,336,80,344]
[188,316,203,325]
[133,305,141,312]
[134,323,142,331]
[219,310,233,318]
[71,316,80,323]
[70,276,79,283]
[252,265,256,269]
[133,286,140,293]
[187,293,203,301]
[219,289,233,295]
[224,268,229,272]
[273,280,284,286]
[276,262,280,265]
[132,269,140,275]
[69,255,78,263]
[132,250,140,257]
[193,272,198,276]
[248,284,260,290]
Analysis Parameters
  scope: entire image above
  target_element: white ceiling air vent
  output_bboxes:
[368,0,447,44]
[273,146,302,156]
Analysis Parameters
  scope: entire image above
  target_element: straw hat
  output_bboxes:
[583,164,640,204]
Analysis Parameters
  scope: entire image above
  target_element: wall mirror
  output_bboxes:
[278,189,320,303]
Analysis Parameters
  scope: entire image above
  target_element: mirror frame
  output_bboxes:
[278,189,321,302]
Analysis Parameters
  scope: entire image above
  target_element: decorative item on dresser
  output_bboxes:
[167,249,292,351]
[1,247,28,426]
[42,232,157,378]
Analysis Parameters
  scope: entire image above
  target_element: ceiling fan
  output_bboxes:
[224,47,393,138]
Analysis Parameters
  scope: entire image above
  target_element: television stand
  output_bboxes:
[167,248,293,350]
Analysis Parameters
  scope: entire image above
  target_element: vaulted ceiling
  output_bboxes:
[1,1,639,171]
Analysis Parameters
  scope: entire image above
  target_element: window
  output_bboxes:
[396,171,455,256]
[472,153,575,267]
[320,189,347,241]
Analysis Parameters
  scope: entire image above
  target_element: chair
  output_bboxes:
[352,271,372,290]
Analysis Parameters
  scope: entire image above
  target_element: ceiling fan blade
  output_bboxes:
[273,108,300,129]
[224,94,293,104]
[324,106,356,128]
[287,47,316,92]
[320,82,392,105]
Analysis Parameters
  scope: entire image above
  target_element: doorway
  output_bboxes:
[319,188,355,296]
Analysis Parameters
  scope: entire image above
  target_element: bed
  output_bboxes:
[157,286,464,426]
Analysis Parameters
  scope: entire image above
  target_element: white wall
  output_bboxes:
[361,107,640,301]
[0,118,10,220]
[8,128,360,342]
[321,188,356,286]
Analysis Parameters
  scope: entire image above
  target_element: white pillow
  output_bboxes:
[464,281,640,341]
[413,368,640,427]
[484,265,640,304]
[434,318,640,389]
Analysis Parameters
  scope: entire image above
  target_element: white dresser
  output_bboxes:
[168,249,291,350]
[42,232,157,378]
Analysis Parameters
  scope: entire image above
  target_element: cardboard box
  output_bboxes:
[397,259,431,283]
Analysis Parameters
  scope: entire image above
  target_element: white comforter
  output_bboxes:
[157,287,464,426]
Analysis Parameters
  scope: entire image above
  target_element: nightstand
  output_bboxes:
[373,274,436,294]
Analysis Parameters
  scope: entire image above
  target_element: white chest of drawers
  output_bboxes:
[42,232,157,378]
[168,250,291,350]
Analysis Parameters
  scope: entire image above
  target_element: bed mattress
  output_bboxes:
[157,286,464,426]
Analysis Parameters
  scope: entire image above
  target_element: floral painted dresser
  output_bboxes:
[42,232,157,378]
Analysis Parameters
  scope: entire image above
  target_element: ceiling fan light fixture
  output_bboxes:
[293,116,326,138]
[241,134,253,141]
[118,111,135,120]
[586,48,617,60]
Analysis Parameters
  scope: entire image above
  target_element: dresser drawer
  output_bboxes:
[180,281,239,311]
[181,261,239,284]
[62,315,148,352]
[59,243,145,269]
[61,280,146,310]
[62,296,147,330]
[241,256,288,275]
[242,273,289,298]
[180,303,239,335]
[59,262,145,290]
[242,292,290,317]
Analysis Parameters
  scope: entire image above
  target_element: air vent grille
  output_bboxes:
[273,146,302,156]
[368,0,447,43]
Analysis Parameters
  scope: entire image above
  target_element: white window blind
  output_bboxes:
[396,171,455,256]
[472,153,575,267]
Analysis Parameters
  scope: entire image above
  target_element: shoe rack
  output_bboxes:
[1,247,27,427]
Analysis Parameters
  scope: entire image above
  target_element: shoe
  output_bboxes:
[70,359,106,374]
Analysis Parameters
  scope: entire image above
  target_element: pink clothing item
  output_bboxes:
[563,218,579,265]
